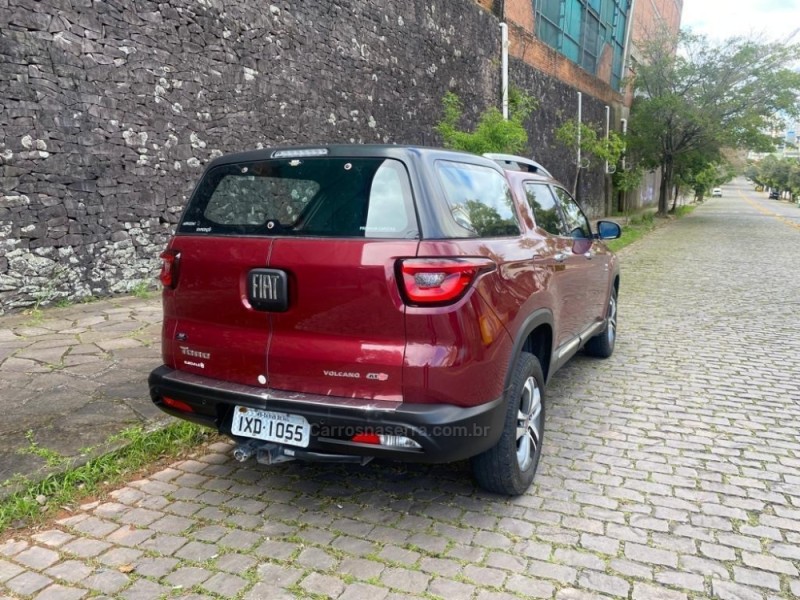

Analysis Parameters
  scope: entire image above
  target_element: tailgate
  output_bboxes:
[267,239,417,401]
[163,236,271,387]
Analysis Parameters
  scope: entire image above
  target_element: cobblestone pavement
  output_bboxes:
[1,179,799,599]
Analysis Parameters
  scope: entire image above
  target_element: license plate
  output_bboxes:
[231,406,310,448]
[248,268,288,312]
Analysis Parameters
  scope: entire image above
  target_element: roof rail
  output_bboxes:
[484,153,552,178]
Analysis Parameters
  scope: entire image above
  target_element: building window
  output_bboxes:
[533,0,629,90]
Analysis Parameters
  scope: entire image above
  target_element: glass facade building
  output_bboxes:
[533,0,630,90]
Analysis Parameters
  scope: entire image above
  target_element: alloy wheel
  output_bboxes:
[515,376,542,471]
[607,294,617,344]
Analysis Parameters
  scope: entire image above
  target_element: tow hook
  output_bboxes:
[256,443,296,465]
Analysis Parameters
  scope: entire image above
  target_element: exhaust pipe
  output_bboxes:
[233,441,259,463]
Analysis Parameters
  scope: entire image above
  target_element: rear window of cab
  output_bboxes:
[178,157,419,239]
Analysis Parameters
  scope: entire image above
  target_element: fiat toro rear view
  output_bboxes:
[149,145,621,495]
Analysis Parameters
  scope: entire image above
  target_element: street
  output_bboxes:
[1,180,799,599]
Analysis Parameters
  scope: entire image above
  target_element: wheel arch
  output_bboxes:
[505,308,554,387]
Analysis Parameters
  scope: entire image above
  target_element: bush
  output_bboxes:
[435,88,537,155]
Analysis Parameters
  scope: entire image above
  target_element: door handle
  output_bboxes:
[554,253,567,263]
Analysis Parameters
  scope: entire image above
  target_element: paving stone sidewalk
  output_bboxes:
[0,296,164,490]
[1,178,799,599]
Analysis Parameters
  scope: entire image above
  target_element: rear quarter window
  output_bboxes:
[179,157,418,239]
[435,161,520,238]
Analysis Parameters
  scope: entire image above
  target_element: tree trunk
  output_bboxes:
[671,184,680,212]
[658,159,672,216]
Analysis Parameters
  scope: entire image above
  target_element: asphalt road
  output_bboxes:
[1,180,799,599]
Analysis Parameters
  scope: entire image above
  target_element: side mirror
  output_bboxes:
[596,220,621,240]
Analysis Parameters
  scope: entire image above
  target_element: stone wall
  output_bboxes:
[510,59,610,214]
[0,0,609,312]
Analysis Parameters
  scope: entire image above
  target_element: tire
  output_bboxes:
[471,352,545,495]
[584,286,618,358]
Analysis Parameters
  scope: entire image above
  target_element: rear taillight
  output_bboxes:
[397,258,496,305]
[159,250,180,288]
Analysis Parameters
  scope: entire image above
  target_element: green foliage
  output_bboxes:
[752,155,800,197]
[435,88,537,155]
[743,162,761,185]
[0,421,210,532]
[555,120,626,168]
[675,157,732,200]
[555,118,628,200]
[22,307,44,326]
[605,212,656,252]
[627,28,800,214]
[673,204,697,218]
[20,431,68,468]
[131,281,153,299]
[612,165,644,193]
[791,163,800,199]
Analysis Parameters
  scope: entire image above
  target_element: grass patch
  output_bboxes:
[605,212,657,252]
[53,295,100,309]
[21,307,44,326]
[19,431,69,468]
[672,204,697,218]
[131,281,154,299]
[605,203,697,252]
[0,421,211,533]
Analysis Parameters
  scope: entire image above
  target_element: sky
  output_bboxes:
[681,0,800,43]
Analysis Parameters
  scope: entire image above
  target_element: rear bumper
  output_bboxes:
[148,366,506,463]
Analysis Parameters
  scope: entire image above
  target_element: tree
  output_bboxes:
[756,154,798,196]
[554,120,626,199]
[627,30,800,215]
[674,156,731,205]
[743,162,761,185]
[790,161,800,199]
[435,88,537,154]
[612,165,645,215]
[672,149,732,209]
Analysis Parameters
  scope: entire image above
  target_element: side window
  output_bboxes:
[436,161,521,238]
[553,187,591,239]
[524,182,564,236]
[363,161,413,237]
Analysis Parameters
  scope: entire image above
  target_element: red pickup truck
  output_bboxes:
[149,145,620,495]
